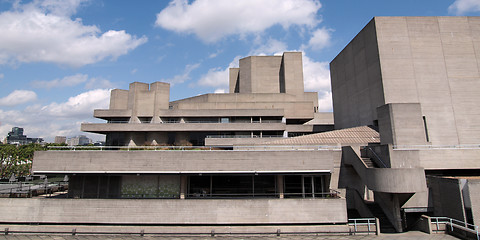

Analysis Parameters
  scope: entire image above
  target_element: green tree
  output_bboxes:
[0,143,50,179]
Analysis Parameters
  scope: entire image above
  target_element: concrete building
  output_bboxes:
[6,127,43,145]
[67,135,92,146]
[330,16,480,231]
[54,136,66,144]
[26,52,348,233]
[3,17,479,235]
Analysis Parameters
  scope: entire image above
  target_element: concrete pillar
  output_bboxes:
[175,132,191,146]
[146,132,168,146]
[151,82,170,123]
[128,82,149,124]
[127,132,145,146]
[229,68,240,93]
[180,175,187,199]
[277,175,284,199]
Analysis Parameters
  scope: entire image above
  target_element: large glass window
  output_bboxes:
[188,175,276,198]
[284,175,329,198]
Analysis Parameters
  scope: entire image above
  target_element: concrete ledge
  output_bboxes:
[81,122,286,133]
[33,150,334,174]
[343,146,427,193]
[0,198,347,225]
[0,224,350,235]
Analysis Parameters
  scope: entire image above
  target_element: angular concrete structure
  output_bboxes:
[331,17,480,232]
[22,52,348,234]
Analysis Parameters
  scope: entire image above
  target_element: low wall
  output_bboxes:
[33,150,334,174]
[0,198,347,225]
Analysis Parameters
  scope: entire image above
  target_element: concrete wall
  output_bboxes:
[33,150,334,174]
[428,177,466,222]
[0,198,347,225]
[391,148,480,170]
[330,18,384,129]
[331,17,480,146]
[467,180,480,225]
[377,103,428,146]
[81,122,287,133]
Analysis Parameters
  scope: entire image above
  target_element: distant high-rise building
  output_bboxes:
[67,135,92,146]
[6,127,43,145]
[54,136,67,144]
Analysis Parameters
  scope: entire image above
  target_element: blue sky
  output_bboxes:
[0,0,478,142]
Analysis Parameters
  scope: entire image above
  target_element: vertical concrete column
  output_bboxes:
[277,175,284,199]
[281,52,304,96]
[150,82,170,123]
[229,68,240,93]
[127,132,146,146]
[175,132,190,146]
[146,132,168,146]
[180,175,187,199]
[128,82,149,123]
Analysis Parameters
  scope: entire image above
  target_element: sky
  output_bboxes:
[0,0,479,142]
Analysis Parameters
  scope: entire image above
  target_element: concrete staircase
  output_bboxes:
[366,202,396,233]
[361,158,378,168]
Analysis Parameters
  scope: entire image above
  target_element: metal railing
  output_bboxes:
[47,145,342,151]
[348,218,377,235]
[393,144,480,150]
[0,181,68,197]
[186,190,341,199]
[431,217,479,239]
[363,147,387,168]
[206,135,284,139]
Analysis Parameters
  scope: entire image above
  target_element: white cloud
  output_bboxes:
[318,91,332,112]
[198,56,241,88]
[0,0,147,67]
[302,27,333,51]
[449,0,480,15]
[302,54,332,111]
[155,0,322,42]
[39,89,110,118]
[0,73,4,79]
[32,73,88,88]
[0,90,38,106]
[161,63,201,85]
[0,88,111,142]
[214,88,226,93]
[85,78,115,89]
[250,39,288,56]
[303,55,331,92]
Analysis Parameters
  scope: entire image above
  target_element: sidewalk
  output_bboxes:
[0,231,459,240]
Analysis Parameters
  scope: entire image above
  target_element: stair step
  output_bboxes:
[361,158,378,168]
[366,203,396,233]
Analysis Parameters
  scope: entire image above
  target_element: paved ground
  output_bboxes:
[0,232,459,240]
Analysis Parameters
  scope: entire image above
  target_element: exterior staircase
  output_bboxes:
[361,158,378,168]
[366,202,396,233]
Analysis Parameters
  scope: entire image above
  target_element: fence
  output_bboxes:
[348,218,379,235]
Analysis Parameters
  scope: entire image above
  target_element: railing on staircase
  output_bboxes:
[348,218,378,235]
[431,217,479,240]
[363,146,387,168]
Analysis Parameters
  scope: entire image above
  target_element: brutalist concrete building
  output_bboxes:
[23,52,352,233]
[331,16,480,232]
[2,16,480,234]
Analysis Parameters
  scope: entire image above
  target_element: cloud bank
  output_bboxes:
[0,0,147,67]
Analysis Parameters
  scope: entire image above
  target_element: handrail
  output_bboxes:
[431,216,479,239]
[348,218,377,235]
[47,145,342,151]
[394,144,480,150]
[364,147,387,168]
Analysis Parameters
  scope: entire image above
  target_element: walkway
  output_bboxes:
[0,231,459,240]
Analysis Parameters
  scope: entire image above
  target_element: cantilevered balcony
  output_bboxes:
[81,122,286,134]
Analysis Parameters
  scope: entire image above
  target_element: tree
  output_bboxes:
[0,143,49,179]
